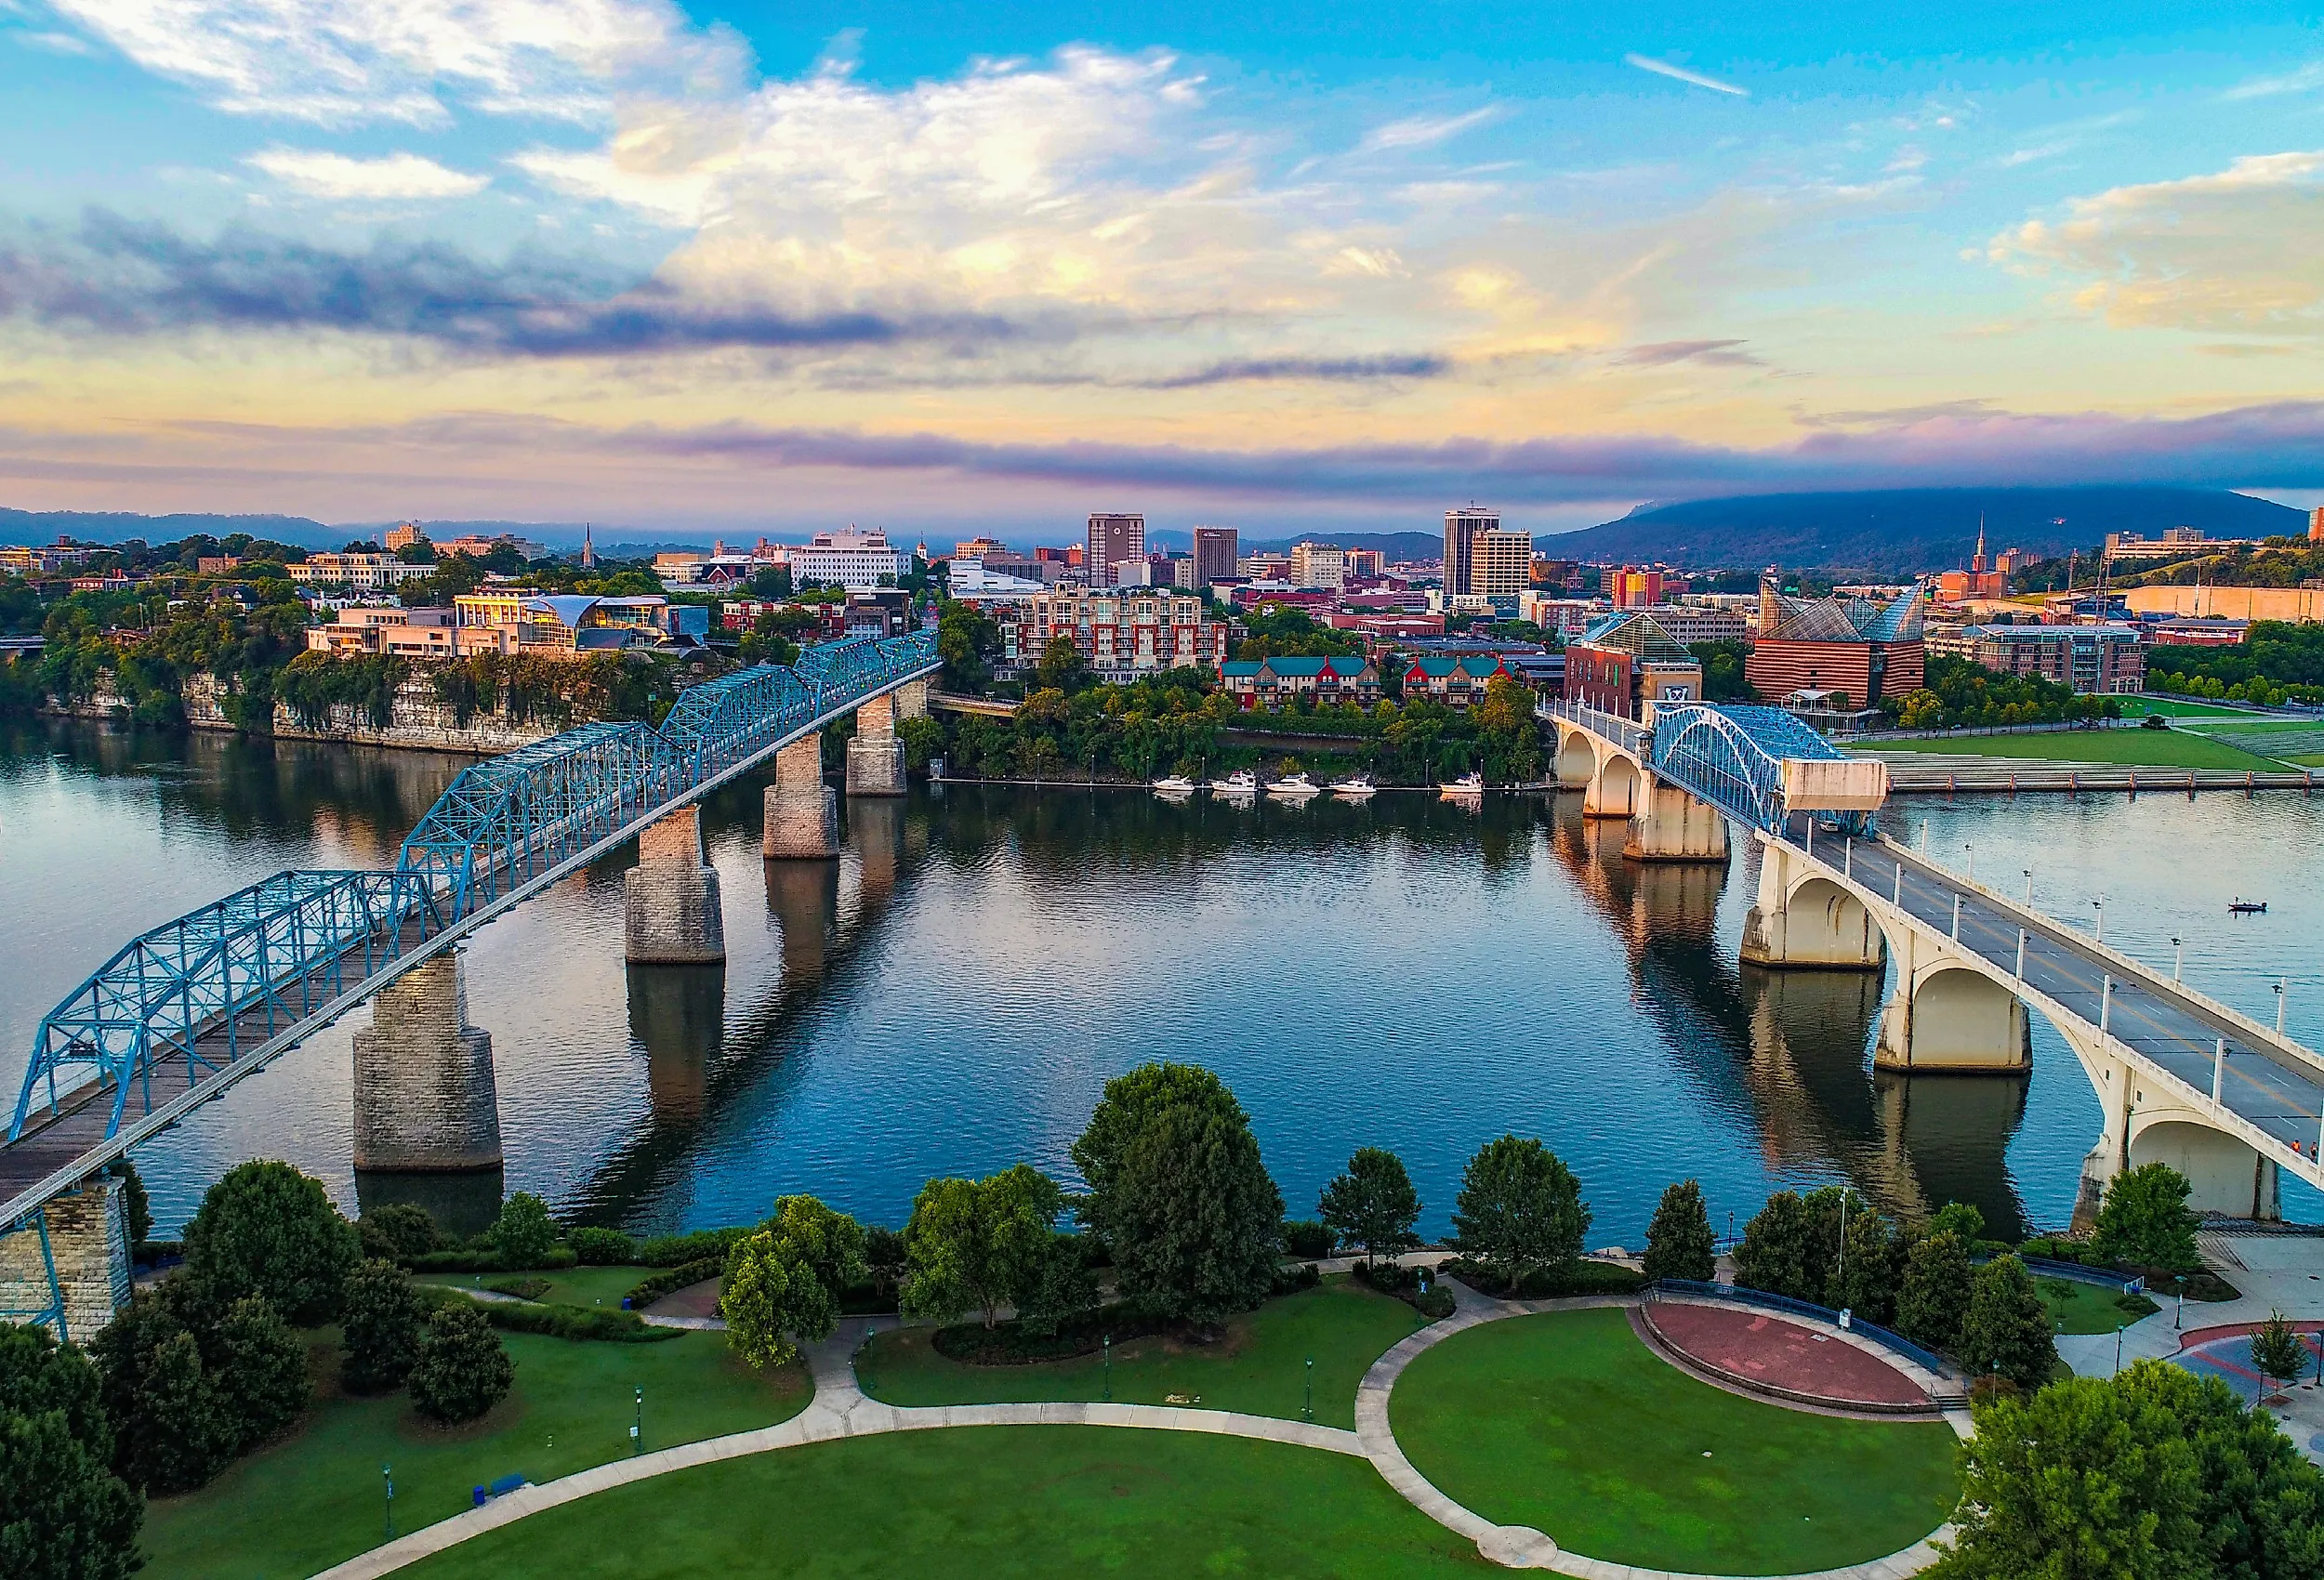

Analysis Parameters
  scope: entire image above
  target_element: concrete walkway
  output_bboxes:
[1352,1289,1961,1580]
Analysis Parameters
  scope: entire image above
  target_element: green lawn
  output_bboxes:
[141,1328,808,1580]
[1390,1309,1960,1574]
[2039,1276,2158,1336]
[854,1275,1421,1429]
[413,1266,650,1310]
[2119,698,2260,719]
[1865,730,2289,770]
[400,1427,1490,1580]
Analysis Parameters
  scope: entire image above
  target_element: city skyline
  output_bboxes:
[2,2,2321,532]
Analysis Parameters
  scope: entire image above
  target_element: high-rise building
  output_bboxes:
[1473,530,1533,599]
[1608,566,1665,610]
[2311,507,2324,544]
[384,522,424,552]
[1289,543,1348,588]
[1087,513,1145,586]
[1444,506,1497,597]
[1192,526,1239,586]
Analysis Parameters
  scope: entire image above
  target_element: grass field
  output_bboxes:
[141,1327,807,1580]
[2119,698,2263,719]
[1865,729,2290,770]
[855,1275,1421,1429]
[2039,1277,2159,1336]
[400,1427,1488,1580]
[1389,1309,1959,1574]
[413,1267,650,1310]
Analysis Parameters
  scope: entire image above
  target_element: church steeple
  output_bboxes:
[580,523,596,570]
[1973,515,1987,575]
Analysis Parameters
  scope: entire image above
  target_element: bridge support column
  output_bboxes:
[350,953,504,1173]
[1874,949,2030,1074]
[0,1178,130,1341]
[1580,747,1641,820]
[624,804,726,965]
[895,677,930,721]
[764,736,838,858]
[1740,835,1885,968]
[846,691,905,797]
[1622,778,1729,862]
[1552,725,1594,790]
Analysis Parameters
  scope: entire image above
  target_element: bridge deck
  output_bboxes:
[1802,830,2324,1175]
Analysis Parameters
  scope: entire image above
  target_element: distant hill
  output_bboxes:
[0,507,339,549]
[1545,488,2305,574]
[1147,529,1444,560]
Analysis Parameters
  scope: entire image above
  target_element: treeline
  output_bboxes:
[1881,654,2122,731]
[2145,622,2324,707]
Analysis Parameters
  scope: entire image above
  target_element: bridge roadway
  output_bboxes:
[0,636,939,1232]
[1796,827,2324,1184]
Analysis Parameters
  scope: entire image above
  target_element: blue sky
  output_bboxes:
[0,0,2318,534]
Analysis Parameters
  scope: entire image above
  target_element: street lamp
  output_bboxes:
[1964,844,1974,883]
[1304,1356,1314,1423]
[2277,979,2289,1037]
[2023,868,2033,905]
[632,1387,643,1457]
[382,1464,394,1542]
[2172,937,2184,982]
[2093,896,2106,944]
[1103,1335,1113,1402]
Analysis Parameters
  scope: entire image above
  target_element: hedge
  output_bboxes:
[623,1257,724,1310]
[407,1247,579,1274]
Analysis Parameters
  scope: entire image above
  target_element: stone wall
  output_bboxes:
[0,1178,129,1343]
[46,673,561,757]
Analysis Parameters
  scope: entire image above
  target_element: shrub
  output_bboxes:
[1270,1261,1323,1297]
[211,1295,308,1451]
[408,1305,514,1423]
[1449,1136,1589,1294]
[1441,1257,1643,1298]
[930,1300,1169,1366]
[404,1247,578,1274]
[340,1259,424,1394]
[476,1302,678,1344]
[568,1227,637,1266]
[357,1204,442,1263]
[485,1277,551,1302]
[1412,1285,1457,1320]
[1280,1219,1337,1260]
[1641,1179,1716,1284]
[489,1192,559,1269]
[0,1323,143,1580]
[106,1158,152,1248]
[1896,1230,1974,1354]
[1960,1255,2057,1389]
[624,1257,723,1310]
[181,1161,359,1325]
[634,1227,752,1268]
[1735,1192,1817,1301]
[2091,1163,2199,1273]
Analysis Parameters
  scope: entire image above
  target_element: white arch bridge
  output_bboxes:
[1546,697,2324,1226]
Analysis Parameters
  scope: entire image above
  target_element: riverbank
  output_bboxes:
[44,674,564,756]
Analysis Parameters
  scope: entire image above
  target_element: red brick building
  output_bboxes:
[1745,584,1926,708]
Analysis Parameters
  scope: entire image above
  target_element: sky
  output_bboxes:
[1,1,2321,540]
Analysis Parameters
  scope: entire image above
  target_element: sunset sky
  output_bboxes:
[2,1,2320,538]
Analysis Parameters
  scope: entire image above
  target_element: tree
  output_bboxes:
[1317,1148,1421,1267]
[1830,1208,1905,1325]
[1016,1235,1099,1338]
[1103,1099,1285,1329]
[1033,633,1088,693]
[340,1258,425,1394]
[2117,1357,2324,1577]
[356,1203,442,1263]
[1734,1192,1817,1301]
[898,714,945,773]
[105,1159,152,1248]
[490,1192,559,1267]
[91,1312,233,1496]
[407,1305,513,1424]
[1928,1200,1986,1245]
[902,1165,1067,1329]
[2250,1311,2308,1402]
[1449,1136,1590,1294]
[1072,1063,1247,1208]
[761,1195,868,1300]
[862,1225,907,1305]
[180,1160,359,1325]
[0,1323,142,1580]
[211,1295,308,1451]
[2091,1164,2199,1273]
[1895,1230,1974,1354]
[720,1195,868,1368]
[1960,1255,2058,1389]
[1640,1178,1716,1284]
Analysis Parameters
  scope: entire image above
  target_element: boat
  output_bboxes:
[1440,772,1485,798]
[2229,898,2269,915]
[1211,770,1259,797]
[1328,774,1377,798]
[1265,772,1321,797]
[1150,775,1197,796]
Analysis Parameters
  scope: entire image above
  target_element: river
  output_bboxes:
[4,718,2317,1243]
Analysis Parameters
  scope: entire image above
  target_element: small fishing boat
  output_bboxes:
[1265,771,1320,798]
[1150,774,1196,796]
[1440,771,1485,798]
[2229,898,2269,915]
[1328,774,1377,798]
[1211,770,1259,797]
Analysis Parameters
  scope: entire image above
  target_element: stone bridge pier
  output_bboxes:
[0,1177,130,1342]
[1741,835,1886,970]
[764,735,839,859]
[2066,1030,2283,1229]
[625,804,726,965]
[350,951,504,1175]
[846,678,927,797]
[1623,778,1729,863]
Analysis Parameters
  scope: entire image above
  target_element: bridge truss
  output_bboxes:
[1648,704,1873,836]
[5,633,937,1251]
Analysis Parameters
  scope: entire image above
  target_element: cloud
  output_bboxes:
[1137,353,1449,388]
[0,209,1015,356]
[14,29,94,53]
[1623,54,1747,98]
[2224,61,2324,101]
[247,148,489,200]
[1613,338,1761,367]
[1987,151,2324,335]
[47,0,734,125]
[1360,108,1495,152]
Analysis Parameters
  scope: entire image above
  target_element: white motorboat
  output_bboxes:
[1151,775,1197,795]
[1264,771,1320,797]
[1440,771,1485,798]
[1327,774,1376,798]
[1211,770,1259,797]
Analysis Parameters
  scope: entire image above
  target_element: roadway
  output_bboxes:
[1794,826,2324,1177]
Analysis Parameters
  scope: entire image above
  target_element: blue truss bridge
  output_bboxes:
[1542,696,1882,836]
[1,632,938,1234]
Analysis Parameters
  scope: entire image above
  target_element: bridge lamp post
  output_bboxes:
[633,1387,643,1456]
[382,1464,394,1542]
[1963,844,1974,882]
[2172,936,2183,982]
[2093,896,2106,944]
[2023,869,2033,905]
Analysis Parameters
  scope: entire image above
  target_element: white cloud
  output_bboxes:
[1623,54,1747,98]
[1987,151,2324,335]
[14,29,95,53]
[248,147,489,198]
[2224,60,2324,101]
[48,0,734,125]
[1361,107,1494,152]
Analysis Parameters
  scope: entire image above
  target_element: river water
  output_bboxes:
[4,718,2318,1243]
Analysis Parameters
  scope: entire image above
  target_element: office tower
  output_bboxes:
[1444,506,1498,597]
[1087,514,1145,586]
[1192,526,1239,586]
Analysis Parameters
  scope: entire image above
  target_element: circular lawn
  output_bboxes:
[1390,1308,1960,1574]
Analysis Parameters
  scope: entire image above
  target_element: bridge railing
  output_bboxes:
[1540,694,1652,757]
[11,632,938,1149]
